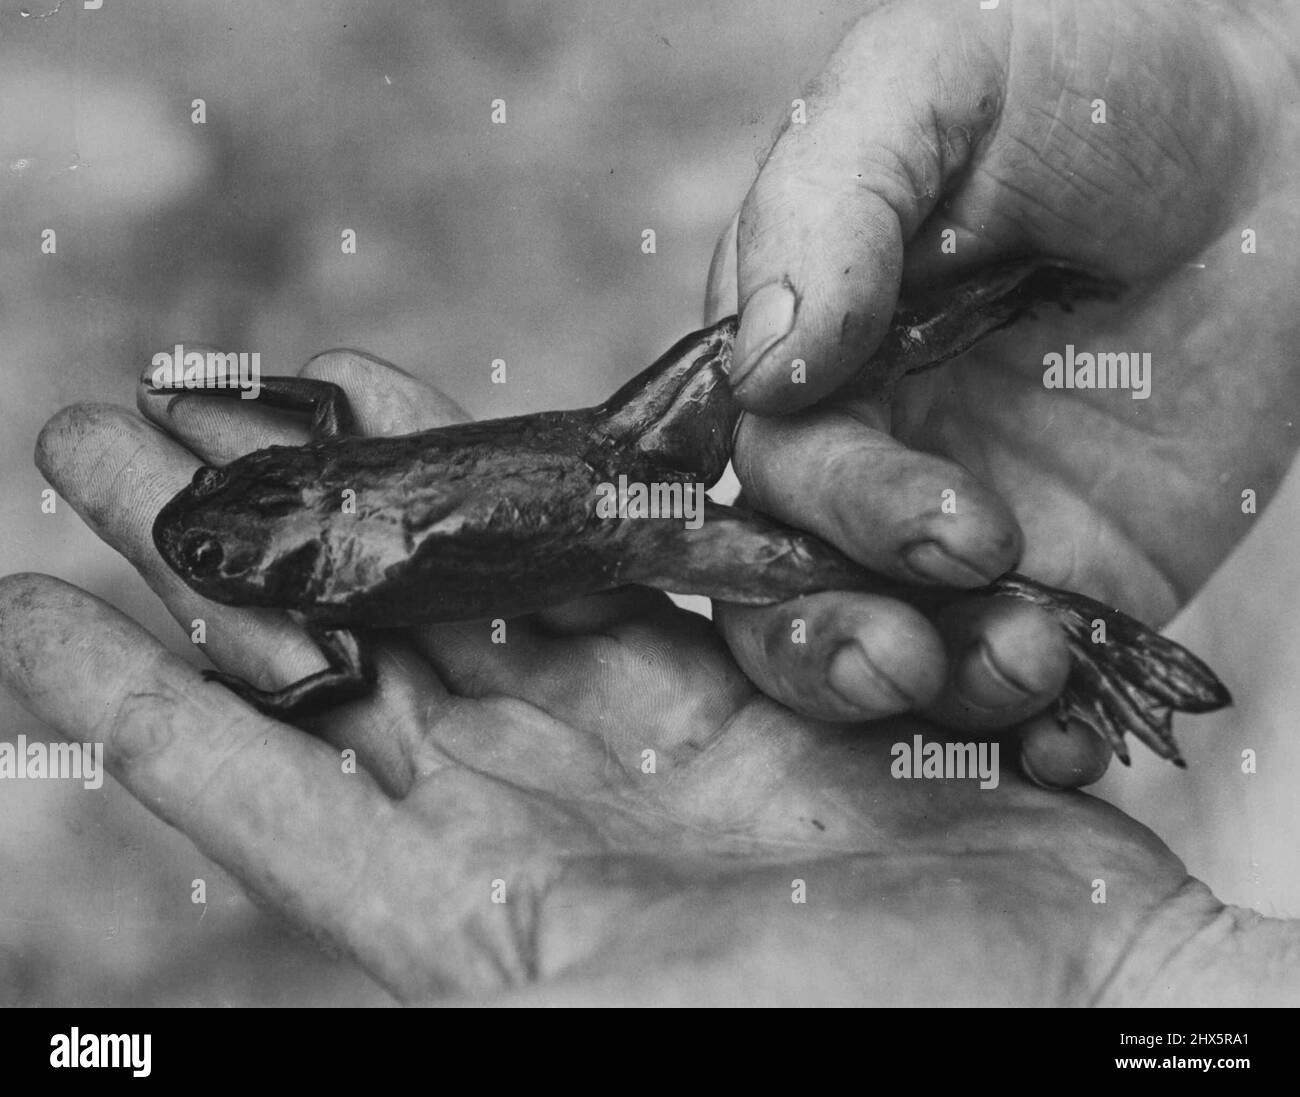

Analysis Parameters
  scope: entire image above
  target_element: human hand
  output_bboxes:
[0,352,1292,1005]
[704,0,1300,788]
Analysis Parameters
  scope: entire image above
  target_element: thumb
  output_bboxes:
[731,2,1010,413]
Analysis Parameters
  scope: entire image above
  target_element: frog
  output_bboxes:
[149,259,1231,765]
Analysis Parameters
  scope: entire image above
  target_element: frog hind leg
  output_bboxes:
[202,626,376,719]
[845,260,1125,400]
[631,503,1232,766]
[149,376,357,441]
[625,500,918,606]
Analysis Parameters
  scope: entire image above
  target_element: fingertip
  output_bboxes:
[301,349,468,434]
[1018,713,1113,790]
[846,600,948,713]
[959,599,1070,700]
[35,402,96,477]
[302,347,415,381]
[896,486,1023,593]
[826,630,945,716]
[0,574,80,696]
[0,570,62,620]
[0,574,175,720]
[136,341,227,406]
[729,289,876,416]
[35,402,154,486]
[926,598,1069,730]
[717,591,947,722]
[730,159,905,413]
[734,412,1022,590]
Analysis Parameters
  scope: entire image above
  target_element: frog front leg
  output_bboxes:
[149,375,357,441]
[203,626,376,718]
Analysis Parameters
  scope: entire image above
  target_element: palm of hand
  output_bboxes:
[320,595,1191,1005]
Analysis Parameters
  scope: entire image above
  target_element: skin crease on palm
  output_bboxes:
[0,0,1298,1006]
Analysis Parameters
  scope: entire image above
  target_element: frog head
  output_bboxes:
[152,453,326,610]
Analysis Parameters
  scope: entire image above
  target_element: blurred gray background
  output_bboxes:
[0,0,1295,1005]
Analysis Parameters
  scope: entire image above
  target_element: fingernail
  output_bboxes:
[902,540,997,587]
[1019,746,1060,789]
[971,639,1036,701]
[732,282,796,390]
[827,642,914,714]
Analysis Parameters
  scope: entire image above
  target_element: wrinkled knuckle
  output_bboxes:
[822,447,877,546]
[99,682,185,766]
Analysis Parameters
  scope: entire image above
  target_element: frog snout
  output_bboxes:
[152,492,223,578]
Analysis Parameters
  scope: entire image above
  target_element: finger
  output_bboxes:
[40,398,449,796]
[715,591,947,722]
[0,573,574,1000]
[734,410,1022,588]
[138,344,297,461]
[730,3,1007,412]
[297,349,471,434]
[1018,712,1113,790]
[923,596,1071,731]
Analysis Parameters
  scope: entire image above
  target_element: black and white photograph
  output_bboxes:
[0,0,1293,1038]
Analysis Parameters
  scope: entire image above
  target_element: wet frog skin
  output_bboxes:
[150,260,1230,764]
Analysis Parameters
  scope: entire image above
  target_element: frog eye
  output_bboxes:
[190,466,226,498]
[179,530,225,575]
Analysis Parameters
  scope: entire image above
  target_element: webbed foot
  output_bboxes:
[988,574,1232,765]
